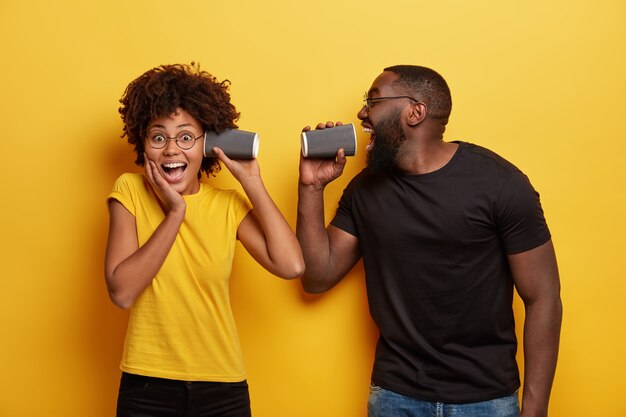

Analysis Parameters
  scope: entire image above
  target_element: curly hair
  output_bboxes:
[118,63,240,176]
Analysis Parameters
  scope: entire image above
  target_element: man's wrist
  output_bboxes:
[298,181,326,193]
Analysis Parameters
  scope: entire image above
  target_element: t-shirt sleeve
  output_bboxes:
[107,173,137,216]
[330,179,359,238]
[230,190,252,227]
[495,171,551,254]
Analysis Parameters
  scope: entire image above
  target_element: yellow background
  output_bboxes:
[1,0,624,416]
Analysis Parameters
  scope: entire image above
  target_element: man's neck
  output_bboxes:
[395,139,459,175]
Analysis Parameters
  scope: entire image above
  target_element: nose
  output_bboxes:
[357,104,368,120]
[163,137,181,154]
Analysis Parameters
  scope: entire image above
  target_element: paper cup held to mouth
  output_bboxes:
[204,129,259,159]
[301,123,357,158]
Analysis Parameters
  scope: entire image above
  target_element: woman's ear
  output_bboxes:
[406,102,427,127]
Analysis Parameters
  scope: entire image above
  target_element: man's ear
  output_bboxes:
[406,102,427,127]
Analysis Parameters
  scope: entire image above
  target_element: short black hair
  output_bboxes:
[118,63,240,176]
[383,65,452,120]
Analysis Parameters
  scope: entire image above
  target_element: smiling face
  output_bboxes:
[358,71,410,171]
[144,108,205,195]
[358,71,406,153]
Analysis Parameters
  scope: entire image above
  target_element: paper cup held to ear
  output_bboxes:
[204,129,259,159]
[301,123,357,158]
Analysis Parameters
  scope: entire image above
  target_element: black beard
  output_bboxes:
[366,110,405,173]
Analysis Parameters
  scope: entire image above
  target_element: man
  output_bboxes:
[296,65,562,417]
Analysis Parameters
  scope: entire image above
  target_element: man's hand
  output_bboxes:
[299,121,348,190]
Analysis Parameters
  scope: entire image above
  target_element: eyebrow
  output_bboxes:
[148,123,195,130]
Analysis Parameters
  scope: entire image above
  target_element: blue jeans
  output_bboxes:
[116,372,251,417]
[368,384,520,417]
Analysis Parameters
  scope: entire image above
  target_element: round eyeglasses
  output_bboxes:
[146,130,205,150]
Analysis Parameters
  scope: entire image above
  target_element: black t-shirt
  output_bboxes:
[330,141,551,403]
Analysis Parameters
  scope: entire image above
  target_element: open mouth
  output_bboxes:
[363,127,375,152]
[161,162,187,181]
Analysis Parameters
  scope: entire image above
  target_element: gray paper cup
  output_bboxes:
[301,123,357,158]
[204,129,259,159]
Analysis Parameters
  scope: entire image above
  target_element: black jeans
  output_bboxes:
[116,372,251,417]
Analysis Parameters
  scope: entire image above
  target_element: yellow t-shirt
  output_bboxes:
[108,173,252,381]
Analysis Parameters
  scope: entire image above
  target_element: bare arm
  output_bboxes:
[295,122,361,293]
[509,239,562,417]
[104,159,185,309]
[213,148,304,279]
[297,184,361,293]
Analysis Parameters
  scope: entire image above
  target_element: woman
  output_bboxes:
[105,63,304,417]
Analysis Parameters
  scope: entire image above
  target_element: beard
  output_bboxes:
[366,109,405,173]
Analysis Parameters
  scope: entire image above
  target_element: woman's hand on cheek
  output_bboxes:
[144,154,186,215]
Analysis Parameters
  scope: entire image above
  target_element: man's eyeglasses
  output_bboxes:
[146,130,204,150]
[363,92,419,109]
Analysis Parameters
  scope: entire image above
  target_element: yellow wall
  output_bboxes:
[1,0,624,416]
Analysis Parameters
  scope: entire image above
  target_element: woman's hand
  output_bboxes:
[212,147,261,185]
[144,153,186,215]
